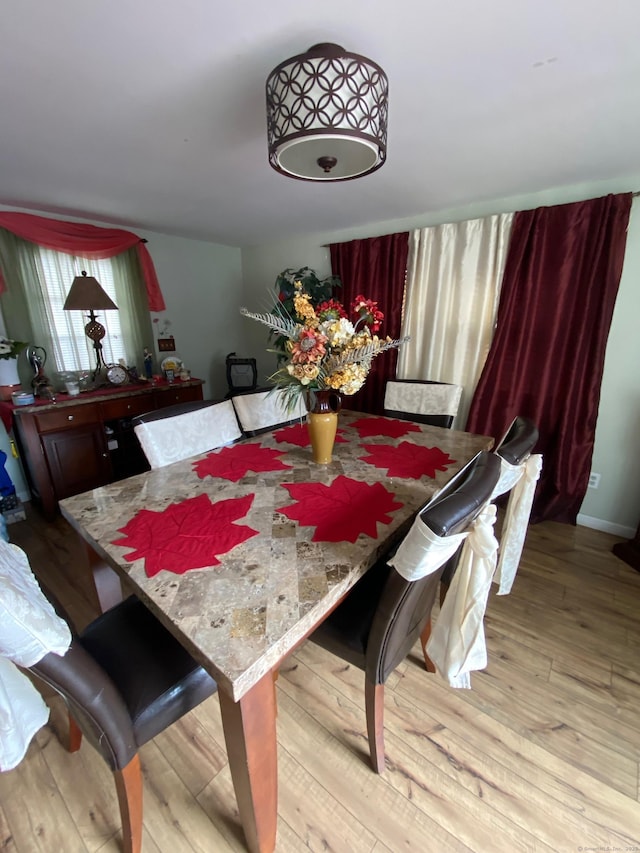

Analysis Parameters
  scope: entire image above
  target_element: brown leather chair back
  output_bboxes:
[495,415,539,465]
[365,451,501,685]
[28,595,217,853]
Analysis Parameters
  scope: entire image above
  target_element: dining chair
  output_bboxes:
[494,415,540,467]
[31,595,218,853]
[439,414,541,592]
[383,379,463,428]
[132,398,242,468]
[489,415,542,594]
[308,450,501,772]
[1,537,218,853]
[421,415,541,673]
[231,387,307,436]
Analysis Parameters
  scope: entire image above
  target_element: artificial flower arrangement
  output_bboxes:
[0,338,27,360]
[241,280,408,410]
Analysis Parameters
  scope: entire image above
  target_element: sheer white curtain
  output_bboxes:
[397,213,514,428]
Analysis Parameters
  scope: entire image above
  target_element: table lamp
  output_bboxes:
[63,271,118,381]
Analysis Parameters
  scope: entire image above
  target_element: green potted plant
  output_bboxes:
[273,267,342,317]
[269,267,342,364]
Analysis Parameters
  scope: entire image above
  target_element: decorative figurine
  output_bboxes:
[143,347,153,379]
[27,345,56,399]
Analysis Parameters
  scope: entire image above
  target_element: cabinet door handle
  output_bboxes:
[67,415,74,421]
[102,452,109,458]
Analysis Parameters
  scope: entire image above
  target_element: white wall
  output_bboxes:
[579,201,640,536]
[241,174,640,535]
[134,228,243,399]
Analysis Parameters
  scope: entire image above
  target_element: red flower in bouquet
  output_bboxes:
[352,295,384,334]
[290,328,327,364]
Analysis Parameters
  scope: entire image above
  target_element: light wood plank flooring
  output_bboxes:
[1,505,639,852]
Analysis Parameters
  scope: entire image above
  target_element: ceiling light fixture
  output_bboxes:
[266,42,388,182]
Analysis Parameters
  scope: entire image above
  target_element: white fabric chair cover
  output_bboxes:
[0,540,71,771]
[384,381,463,419]
[389,502,498,689]
[134,399,242,469]
[231,389,307,434]
[492,453,543,595]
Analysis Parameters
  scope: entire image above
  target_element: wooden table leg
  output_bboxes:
[86,542,123,612]
[218,671,278,853]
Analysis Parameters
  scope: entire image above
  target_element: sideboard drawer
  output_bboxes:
[154,384,203,408]
[100,396,153,421]
[34,404,101,433]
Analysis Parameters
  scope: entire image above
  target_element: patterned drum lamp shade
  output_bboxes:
[266,43,389,182]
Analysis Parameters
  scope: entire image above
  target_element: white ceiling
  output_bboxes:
[1,0,639,247]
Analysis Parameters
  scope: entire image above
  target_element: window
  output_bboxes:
[0,230,155,379]
[36,248,127,372]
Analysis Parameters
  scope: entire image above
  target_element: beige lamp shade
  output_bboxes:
[63,271,118,311]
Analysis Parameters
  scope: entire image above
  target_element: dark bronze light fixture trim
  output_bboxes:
[266,42,389,182]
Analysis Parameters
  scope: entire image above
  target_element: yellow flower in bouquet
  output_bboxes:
[241,282,409,410]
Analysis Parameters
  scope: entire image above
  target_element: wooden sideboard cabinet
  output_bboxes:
[12,379,204,520]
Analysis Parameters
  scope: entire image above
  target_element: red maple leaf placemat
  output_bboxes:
[112,493,258,577]
[193,443,292,482]
[351,416,422,439]
[276,475,403,542]
[274,422,347,447]
[360,441,456,479]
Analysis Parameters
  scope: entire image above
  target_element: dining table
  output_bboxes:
[59,410,493,853]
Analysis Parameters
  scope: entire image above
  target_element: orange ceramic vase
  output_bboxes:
[307,389,342,464]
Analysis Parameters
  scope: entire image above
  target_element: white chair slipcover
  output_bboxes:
[0,539,71,771]
[134,399,242,469]
[231,388,306,434]
[384,380,463,421]
[389,502,498,689]
[491,453,543,595]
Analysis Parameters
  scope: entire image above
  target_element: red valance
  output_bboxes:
[0,212,165,311]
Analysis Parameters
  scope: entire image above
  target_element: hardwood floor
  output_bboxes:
[1,505,639,852]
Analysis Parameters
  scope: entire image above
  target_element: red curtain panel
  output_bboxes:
[466,193,632,524]
[0,212,165,311]
[330,232,409,415]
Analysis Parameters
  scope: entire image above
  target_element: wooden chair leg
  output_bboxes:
[420,620,436,673]
[365,677,386,773]
[114,754,143,853]
[68,713,83,752]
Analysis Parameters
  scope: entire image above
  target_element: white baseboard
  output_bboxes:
[576,513,634,539]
